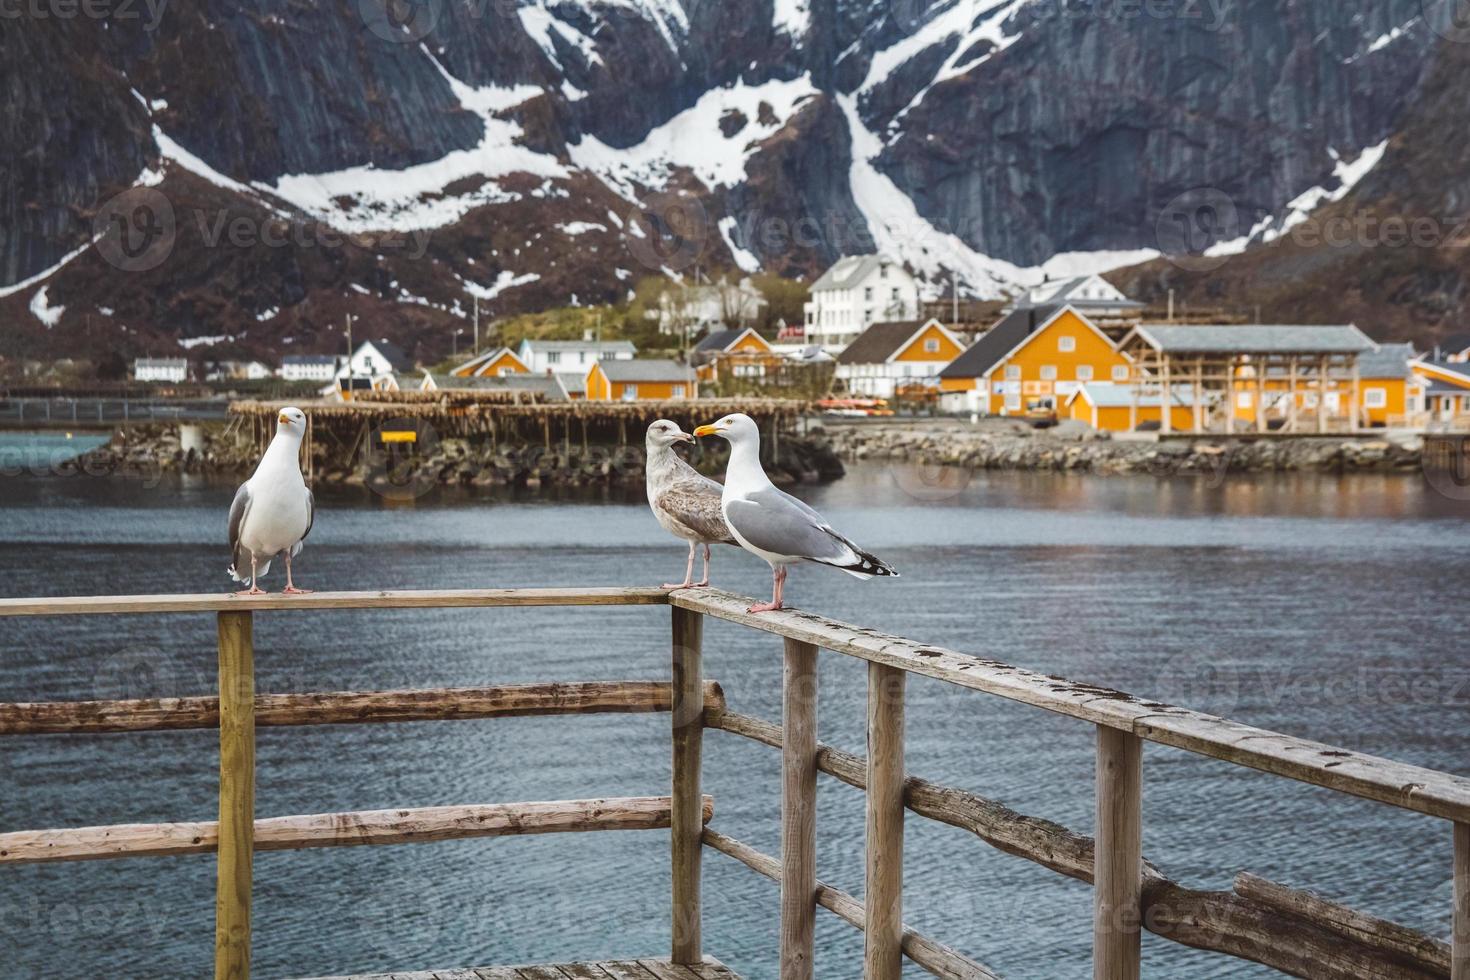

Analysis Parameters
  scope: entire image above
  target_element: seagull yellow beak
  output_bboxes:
[278,414,290,425]
[692,424,719,438]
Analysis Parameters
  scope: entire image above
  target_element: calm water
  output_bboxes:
[1,461,1468,980]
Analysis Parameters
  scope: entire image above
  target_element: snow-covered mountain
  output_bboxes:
[1,0,1462,361]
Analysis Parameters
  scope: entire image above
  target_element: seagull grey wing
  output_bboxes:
[657,481,734,544]
[227,483,252,570]
[725,490,856,564]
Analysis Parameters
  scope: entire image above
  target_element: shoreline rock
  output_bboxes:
[821,419,1425,477]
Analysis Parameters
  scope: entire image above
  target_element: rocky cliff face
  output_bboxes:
[0,0,1459,362]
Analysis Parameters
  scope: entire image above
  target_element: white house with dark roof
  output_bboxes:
[516,338,636,374]
[279,354,342,382]
[1018,274,1143,317]
[339,339,412,380]
[804,255,920,349]
[134,358,189,383]
[834,318,966,398]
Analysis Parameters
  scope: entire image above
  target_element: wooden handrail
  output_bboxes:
[0,681,728,735]
[703,829,999,980]
[710,708,1454,979]
[0,796,713,865]
[670,589,1470,824]
[0,587,670,617]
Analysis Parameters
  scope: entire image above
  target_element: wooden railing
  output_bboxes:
[0,587,1467,980]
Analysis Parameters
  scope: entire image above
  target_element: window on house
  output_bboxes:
[547,351,560,364]
[880,265,889,279]
[1040,365,1057,381]
[1075,365,1093,381]
[499,367,516,376]
[1237,391,1253,408]
[865,308,874,323]
[891,287,900,302]
[622,385,638,402]
[672,385,686,399]
[1364,388,1387,408]
[1005,364,1021,380]
[864,287,873,300]
[924,338,940,353]
[1112,365,1130,382]
[1058,336,1076,352]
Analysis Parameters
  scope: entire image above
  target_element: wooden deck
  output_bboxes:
[300,956,742,979]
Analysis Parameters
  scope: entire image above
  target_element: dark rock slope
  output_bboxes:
[0,0,1460,362]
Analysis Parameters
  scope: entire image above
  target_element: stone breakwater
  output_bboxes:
[821,419,1426,476]
[70,423,846,490]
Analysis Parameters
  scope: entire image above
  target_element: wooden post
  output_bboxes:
[215,611,255,980]
[1255,358,1267,433]
[1318,356,1329,434]
[864,663,904,980]
[1455,821,1469,980]
[1094,726,1142,980]
[781,639,819,980]
[1160,356,1173,435]
[670,606,704,965]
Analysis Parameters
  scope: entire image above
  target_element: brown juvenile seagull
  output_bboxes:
[645,419,735,589]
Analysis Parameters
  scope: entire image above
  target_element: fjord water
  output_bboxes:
[1,463,1468,980]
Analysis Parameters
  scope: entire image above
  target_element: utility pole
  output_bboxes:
[1167,289,1175,322]
[345,313,355,395]
[473,296,480,353]
[952,273,959,327]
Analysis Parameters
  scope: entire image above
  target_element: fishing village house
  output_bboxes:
[1408,357,1470,424]
[133,357,189,383]
[655,277,766,337]
[1018,274,1144,324]
[450,346,532,378]
[279,354,341,382]
[1064,384,1204,432]
[691,327,778,384]
[834,319,966,398]
[585,359,698,401]
[803,255,921,350]
[1116,324,1377,433]
[206,360,272,381]
[938,306,1132,416]
[515,338,636,374]
[1356,343,1422,427]
[341,339,412,380]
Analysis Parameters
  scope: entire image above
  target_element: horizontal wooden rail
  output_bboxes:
[0,681,727,735]
[672,588,1470,823]
[711,709,1450,980]
[0,587,670,618]
[702,829,998,980]
[1234,873,1451,973]
[0,795,714,865]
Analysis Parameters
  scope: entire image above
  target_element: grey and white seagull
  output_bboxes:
[645,419,734,589]
[227,406,315,595]
[693,413,896,612]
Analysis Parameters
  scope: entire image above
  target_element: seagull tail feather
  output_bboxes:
[814,540,898,580]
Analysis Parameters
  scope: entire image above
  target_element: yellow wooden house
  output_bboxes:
[449,346,531,378]
[586,359,698,401]
[1064,384,1203,431]
[835,318,967,398]
[938,306,1130,416]
[1410,358,1470,424]
[693,327,778,383]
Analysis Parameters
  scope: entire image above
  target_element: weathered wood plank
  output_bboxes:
[671,589,1470,823]
[865,662,905,980]
[703,829,999,979]
[290,959,740,980]
[0,587,670,618]
[712,710,1447,980]
[1234,872,1451,972]
[0,796,714,864]
[214,610,254,980]
[0,681,727,735]
[780,638,818,980]
[555,965,615,979]
[671,606,704,965]
[597,964,660,980]
[1093,728,1142,980]
[1456,822,1469,980]
[517,967,568,980]
[637,962,700,980]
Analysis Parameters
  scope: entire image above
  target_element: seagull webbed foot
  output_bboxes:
[232,587,267,597]
[282,586,314,595]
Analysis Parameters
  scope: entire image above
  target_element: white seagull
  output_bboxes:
[693,413,896,613]
[227,406,315,595]
[645,420,735,588]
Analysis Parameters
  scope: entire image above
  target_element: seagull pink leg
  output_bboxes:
[748,565,786,613]
[693,543,711,588]
[663,542,696,590]
[233,555,266,597]
[282,551,313,595]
